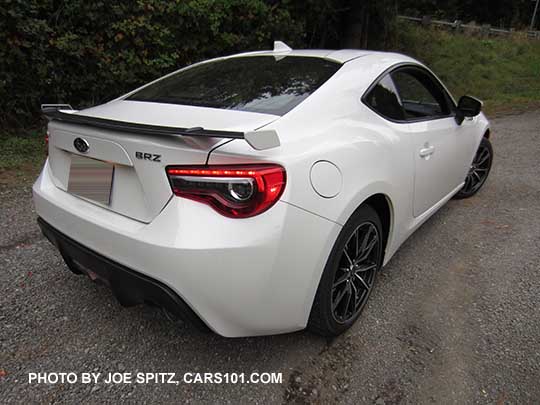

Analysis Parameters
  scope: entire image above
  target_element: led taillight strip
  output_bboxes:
[166,164,286,218]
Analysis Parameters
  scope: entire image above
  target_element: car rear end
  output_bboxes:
[33,53,343,337]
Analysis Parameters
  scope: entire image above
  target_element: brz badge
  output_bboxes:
[135,151,161,162]
[73,137,89,153]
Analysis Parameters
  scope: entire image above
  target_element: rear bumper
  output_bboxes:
[33,160,341,337]
[38,217,209,331]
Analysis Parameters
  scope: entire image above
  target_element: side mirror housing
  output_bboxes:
[455,95,483,125]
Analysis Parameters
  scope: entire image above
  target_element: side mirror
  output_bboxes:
[455,95,483,125]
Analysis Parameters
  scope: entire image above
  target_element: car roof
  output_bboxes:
[227,42,417,65]
[231,48,371,63]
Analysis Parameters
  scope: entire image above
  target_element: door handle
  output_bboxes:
[419,145,435,158]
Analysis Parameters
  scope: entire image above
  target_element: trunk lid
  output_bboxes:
[47,100,278,223]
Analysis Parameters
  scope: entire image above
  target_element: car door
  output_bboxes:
[390,67,462,217]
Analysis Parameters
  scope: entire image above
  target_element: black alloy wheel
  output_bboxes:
[331,222,379,324]
[454,137,493,199]
[308,205,383,336]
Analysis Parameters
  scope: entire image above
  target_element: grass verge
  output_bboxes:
[391,22,540,115]
[0,130,45,185]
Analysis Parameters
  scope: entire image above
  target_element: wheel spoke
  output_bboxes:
[351,281,359,298]
[359,236,378,262]
[354,228,360,258]
[349,283,358,312]
[477,156,489,166]
[343,249,354,267]
[332,287,347,312]
[354,262,377,273]
[354,273,370,290]
[359,226,373,255]
[333,272,349,289]
[341,284,352,319]
[350,281,363,311]
[465,175,474,192]
[476,149,489,165]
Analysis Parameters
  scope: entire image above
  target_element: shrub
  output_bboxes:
[0,0,305,128]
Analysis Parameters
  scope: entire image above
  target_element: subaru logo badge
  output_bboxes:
[73,137,89,153]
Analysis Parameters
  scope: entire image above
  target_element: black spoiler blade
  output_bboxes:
[41,104,280,150]
[42,108,244,139]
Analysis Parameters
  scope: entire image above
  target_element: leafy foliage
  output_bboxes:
[0,0,305,128]
[3,0,535,129]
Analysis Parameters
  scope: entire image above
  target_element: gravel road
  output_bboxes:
[1,112,539,404]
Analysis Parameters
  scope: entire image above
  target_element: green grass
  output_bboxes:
[391,22,540,114]
[0,130,45,184]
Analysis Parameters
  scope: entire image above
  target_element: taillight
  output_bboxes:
[166,164,286,218]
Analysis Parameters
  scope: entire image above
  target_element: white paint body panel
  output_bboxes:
[33,48,490,336]
[34,162,340,337]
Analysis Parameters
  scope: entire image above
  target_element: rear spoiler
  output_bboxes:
[41,104,280,151]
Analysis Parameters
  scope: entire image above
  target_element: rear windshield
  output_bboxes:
[126,56,341,116]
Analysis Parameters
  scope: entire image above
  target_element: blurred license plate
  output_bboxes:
[68,154,114,205]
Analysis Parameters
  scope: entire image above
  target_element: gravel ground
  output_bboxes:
[1,112,539,404]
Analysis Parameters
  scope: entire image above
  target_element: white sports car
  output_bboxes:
[34,42,493,337]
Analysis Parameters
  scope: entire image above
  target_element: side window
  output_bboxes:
[391,68,452,120]
[364,75,405,121]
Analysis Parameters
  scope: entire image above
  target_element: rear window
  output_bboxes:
[127,56,341,116]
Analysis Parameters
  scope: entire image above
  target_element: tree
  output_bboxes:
[341,0,398,48]
[282,0,398,49]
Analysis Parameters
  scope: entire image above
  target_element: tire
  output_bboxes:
[308,204,383,336]
[454,137,493,199]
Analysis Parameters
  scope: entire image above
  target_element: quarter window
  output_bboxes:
[364,75,405,121]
